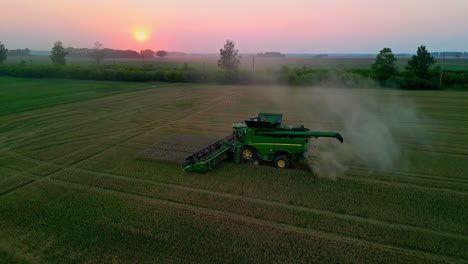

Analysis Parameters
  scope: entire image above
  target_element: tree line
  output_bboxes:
[370,46,442,89]
[0,41,172,65]
[0,40,466,89]
[217,40,466,89]
[7,48,31,56]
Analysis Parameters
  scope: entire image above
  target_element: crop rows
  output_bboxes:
[0,78,467,263]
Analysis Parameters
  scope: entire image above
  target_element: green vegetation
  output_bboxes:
[0,42,7,64]
[367,45,442,90]
[0,77,159,115]
[155,50,168,58]
[407,45,437,79]
[371,48,397,81]
[218,40,240,70]
[90,41,105,65]
[0,77,467,263]
[1,43,466,89]
[49,41,68,66]
[3,54,468,71]
[0,63,466,89]
[0,64,255,84]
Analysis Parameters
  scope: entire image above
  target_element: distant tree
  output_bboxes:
[155,50,168,58]
[8,48,31,56]
[218,40,240,70]
[140,49,155,58]
[50,41,68,66]
[90,41,105,64]
[371,47,397,81]
[406,45,436,79]
[256,52,285,58]
[0,42,7,64]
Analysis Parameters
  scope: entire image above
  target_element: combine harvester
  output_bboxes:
[184,113,343,172]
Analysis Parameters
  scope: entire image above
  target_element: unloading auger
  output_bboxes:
[183,113,343,172]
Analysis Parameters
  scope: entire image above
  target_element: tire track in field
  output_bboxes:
[0,83,176,124]
[3,157,466,243]
[346,168,468,196]
[0,83,198,147]
[403,147,468,157]
[349,167,468,185]
[0,86,188,149]
[345,169,468,194]
[0,85,208,155]
[342,174,468,196]
[1,88,216,171]
[0,179,35,197]
[0,85,165,135]
[7,171,465,264]
[401,143,468,156]
[0,90,234,197]
[4,91,226,168]
[1,89,223,166]
[70,167,468,241]
[355,165,468,182]
[0,168,35,196]
[17,131,124,153]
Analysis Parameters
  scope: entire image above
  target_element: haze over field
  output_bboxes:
[1,0,468,262]
[2,0,467,53]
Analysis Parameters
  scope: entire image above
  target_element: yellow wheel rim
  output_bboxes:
[277,160,286,168]
[242,149,253,160]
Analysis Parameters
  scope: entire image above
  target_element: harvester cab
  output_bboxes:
[183,113,343,172]
[232,123,247,142]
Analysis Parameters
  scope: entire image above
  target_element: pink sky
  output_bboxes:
[1,0,467,53]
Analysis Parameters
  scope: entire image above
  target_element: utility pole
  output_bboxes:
[252,55,255,72]
[439,66,444,88]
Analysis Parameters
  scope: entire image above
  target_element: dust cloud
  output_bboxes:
[267,83,428,180]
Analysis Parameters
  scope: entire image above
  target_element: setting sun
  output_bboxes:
[134,31,148,41]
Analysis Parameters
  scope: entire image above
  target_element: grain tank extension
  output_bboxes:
[183,113,343,172]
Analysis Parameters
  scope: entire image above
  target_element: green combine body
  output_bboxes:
[184,113,343,172]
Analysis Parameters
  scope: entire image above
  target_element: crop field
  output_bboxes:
[0,77,467,263]
[136,134,221,163]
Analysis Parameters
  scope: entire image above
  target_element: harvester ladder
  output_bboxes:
[234,144,241,164]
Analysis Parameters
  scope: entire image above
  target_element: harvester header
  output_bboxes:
[183,113,343,172]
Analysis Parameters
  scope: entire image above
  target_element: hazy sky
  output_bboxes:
[1,0,467,53]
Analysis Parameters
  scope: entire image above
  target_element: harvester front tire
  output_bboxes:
[242,148,254,161]
[242,147,262,165]
[274,155,290,169]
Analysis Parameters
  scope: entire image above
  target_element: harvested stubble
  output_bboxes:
[135,134,221,163]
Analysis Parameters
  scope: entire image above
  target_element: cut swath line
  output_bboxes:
[0,178,34,197]
[68,167,468,240]
[342,174,467,197]
[350,167,468,184]
[0,93,232,198]
[3,163,466,243]
[26,176,468,264]
[348,168,468,188]
[5,165,466,263]
[0,85,185,149]
[3,91,224,157]
[345,172,468,193]
[344,174,468,197]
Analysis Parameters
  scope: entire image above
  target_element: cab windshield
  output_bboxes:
[235,127,246,141]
